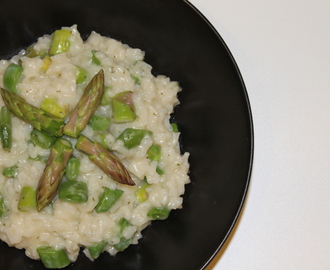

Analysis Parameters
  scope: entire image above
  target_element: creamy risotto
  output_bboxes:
[0,25,190,268]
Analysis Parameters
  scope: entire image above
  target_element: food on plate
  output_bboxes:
[0,25,190,268]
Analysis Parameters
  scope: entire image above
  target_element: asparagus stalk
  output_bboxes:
[49,29,71,56]
[76,135,134,186]
[111,91,136,123]
[3,63,23,93]
[63,69,104,138]
[59,180,88,203]
[65,157,80,181]
[30,129,57,149]
[0,88,65,137]
[36,138,73,211]
[88,240,107,259]
[94,187,124,213]
[18,187,37,212]
[37,246,71,269]
[0,106,12,151]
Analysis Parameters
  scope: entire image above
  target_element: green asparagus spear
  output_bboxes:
[147,207,170,220]
[88,115,111,132]
[0,106,12,151]
[30,129,57,149]
[94,187,124,213]
[111,91,136,123]
[171,122,179,132]
[117,128,152,149]
[37,246,71,269]
[0,88,65,137]
[49,29,71,56]
[2,165,18,177]
[76,135,134,186]
[18,186,37,212]
[63,69,104,138]
[65,157,80,181]
[59,180,88,203]
[3,63,23,93]
[36,138,73,211]
[88,240,107,259]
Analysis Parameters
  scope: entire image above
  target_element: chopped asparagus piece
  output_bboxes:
[28,154,49,164]
[117,128,152,149]
[147,207,170,220]
[18,187,37,212]
[30,129,57,149]
[91,50,101,66]
[114,237,132,252]
[63,69,104,138]
[100,86,111,105]
[0,195,6,218]
[76,135,134,186]
[41,55,52,73]
[147,144,161,161]
[88,240,107,259]
[59,180,88,203]
[135,179,150,203]
[0,106,12,151]
[94,187,123,213]
[3,63,23,93]
[49,29,71,56]
[88,115,110,132]
[40,97,68,119]
[65,157,80,181]
[111,91,136,123]
[171,122,179,132]
[156,166,165,175]
[0,88,65,137]
[2,165,18,177]
[36,138,73,211]
[118,217,131,233]
[76,66,88,84]
[37,246,71,269]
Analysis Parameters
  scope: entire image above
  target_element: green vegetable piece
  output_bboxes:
[114,237,132,252]
[49,29,71,56]
[156,166,165,175]
[0,106,12,151]
[2,165,18,177]
[100,86,111,105]
[92,50,101,66]
[36,138,73,211]
[88,240,107,259]
[59,180,88,203]
[135,178,150,203]
[30,129,57,149]
[3,63,23,93]
[65,157,80,181]
[171,123,179,132]
[25,46,39,58]
[0,196,6,218]
[112,91,136,123]
[28,154,49,164]
[18,186,37,212]
[40,97,68,119]
[63,69,104,138]
[147,144,161,161]
[76,66,88,84]
[0,88,65,137]
[37,246,71,269]
[94,187,124,213]
[130,74,140,84]
[88,115,111,132]
[118,217,131,233]
[147,207,170,220]
[117,128,152,149]
[76,135,134,186]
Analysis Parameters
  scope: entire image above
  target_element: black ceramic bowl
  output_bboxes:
[0,0,253,269]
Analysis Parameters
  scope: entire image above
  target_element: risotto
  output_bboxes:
[0,25,190,268]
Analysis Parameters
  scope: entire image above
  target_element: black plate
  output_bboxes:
[0,0,253,269]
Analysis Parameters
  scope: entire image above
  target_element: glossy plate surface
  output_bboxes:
[0,0,253,269]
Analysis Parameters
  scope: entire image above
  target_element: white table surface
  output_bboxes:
[188,0,330,269]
